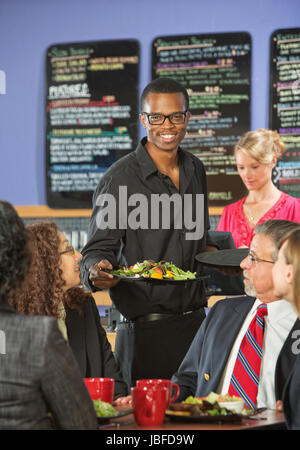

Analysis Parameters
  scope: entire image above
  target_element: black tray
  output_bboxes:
[165,410,242,423]
[110,273,207,284]
[97,409,133,424]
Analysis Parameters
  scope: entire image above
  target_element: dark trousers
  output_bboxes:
[114,308,206,389]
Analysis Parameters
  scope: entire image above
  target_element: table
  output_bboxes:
[99,408,286,431]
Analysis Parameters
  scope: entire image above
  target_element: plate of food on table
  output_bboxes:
[93,399,132,424]
[101,260,207,284]
[166,392,261,423]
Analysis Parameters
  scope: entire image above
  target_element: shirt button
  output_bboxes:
[204,373,210,381]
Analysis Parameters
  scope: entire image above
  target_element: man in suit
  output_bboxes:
[172,219,300,409]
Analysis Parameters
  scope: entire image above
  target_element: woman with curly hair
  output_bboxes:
[216,128,300,247]
[10,221,128,400]
[0,200,97,429]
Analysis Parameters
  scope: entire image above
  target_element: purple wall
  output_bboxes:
[0,0,299,205]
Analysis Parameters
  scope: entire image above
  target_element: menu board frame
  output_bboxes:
[151,31,251,207]
[46,39,140,209]
[269,27,300,199]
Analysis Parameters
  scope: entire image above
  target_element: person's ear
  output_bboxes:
[185,110,191,125]
[271,155,277,169]
[139,113,146,129]
[286,264,294,285]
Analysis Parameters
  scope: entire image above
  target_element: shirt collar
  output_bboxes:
[135,137,195,187]
[255,298,297,323]
[135,137,158,179]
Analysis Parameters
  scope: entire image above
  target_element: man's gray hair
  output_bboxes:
[254,219,300,260]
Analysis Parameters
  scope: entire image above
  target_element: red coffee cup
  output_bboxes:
[136,379,180,404]
[84,377,115,403]
[131,386,168,426]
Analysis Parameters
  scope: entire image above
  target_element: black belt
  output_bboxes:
[134,310,195,324]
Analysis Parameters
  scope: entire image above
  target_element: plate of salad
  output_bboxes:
[166,392,243,423]
[93,399,132,423]
[108,260,206,284]
[165,392,258,423]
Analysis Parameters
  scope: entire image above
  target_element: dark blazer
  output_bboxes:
[0,302,98,430]
[65,296,128,398]
[172,296,300,403]
[282,347,300,429]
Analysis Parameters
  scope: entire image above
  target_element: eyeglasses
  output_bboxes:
[59,245,76,256]
[247,252,274,266]
[142,111,188,125]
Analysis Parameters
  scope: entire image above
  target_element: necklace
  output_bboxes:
[243,189,281,227]
[244,204,257,226]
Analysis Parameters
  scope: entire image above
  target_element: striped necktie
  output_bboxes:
[228,303,268,408]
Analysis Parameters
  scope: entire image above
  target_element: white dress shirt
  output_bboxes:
[217,299,297,409]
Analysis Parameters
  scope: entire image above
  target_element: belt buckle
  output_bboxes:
[144,313,168,322]
[135,310,196,323]
[136,313,172,323]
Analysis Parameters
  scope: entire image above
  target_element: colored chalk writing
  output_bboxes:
[270,28,300,198]
[46,40,140,208]
[152,32,251,206]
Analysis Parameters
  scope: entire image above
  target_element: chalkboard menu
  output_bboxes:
[270,28,300,199]
[46,40,140,208]
[152,32,251,206]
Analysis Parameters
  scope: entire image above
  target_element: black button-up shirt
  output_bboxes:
[80,138,210,320]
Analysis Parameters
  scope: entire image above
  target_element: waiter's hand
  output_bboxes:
[89,259,120,289]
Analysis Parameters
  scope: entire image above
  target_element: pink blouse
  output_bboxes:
[216,192,300,248]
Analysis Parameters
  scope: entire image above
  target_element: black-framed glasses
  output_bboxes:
[59,245,76,256]
[142,111,188,125]
[248,251,274,266]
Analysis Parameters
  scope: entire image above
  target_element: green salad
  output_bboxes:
[111,260,196,281]
[182,392,244,416]
[183,396,228,416]
[93,399,118,417]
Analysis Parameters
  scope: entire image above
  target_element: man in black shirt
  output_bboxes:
[80,78,211,387]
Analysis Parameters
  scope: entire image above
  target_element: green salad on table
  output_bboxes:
[93,399,118,417]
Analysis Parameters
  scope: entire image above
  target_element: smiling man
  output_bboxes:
[172,220,300,410]
[80,78,213,387]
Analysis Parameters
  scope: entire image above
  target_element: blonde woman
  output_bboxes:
[217,129,300,247]
[273,228,300,308]
[272,227,300,430]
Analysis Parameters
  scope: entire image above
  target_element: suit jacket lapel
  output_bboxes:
[0,302,17,314]
[275,318,300,400]
[84,298,104,377]
[65,306,87,377]
[210,297,256,382]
